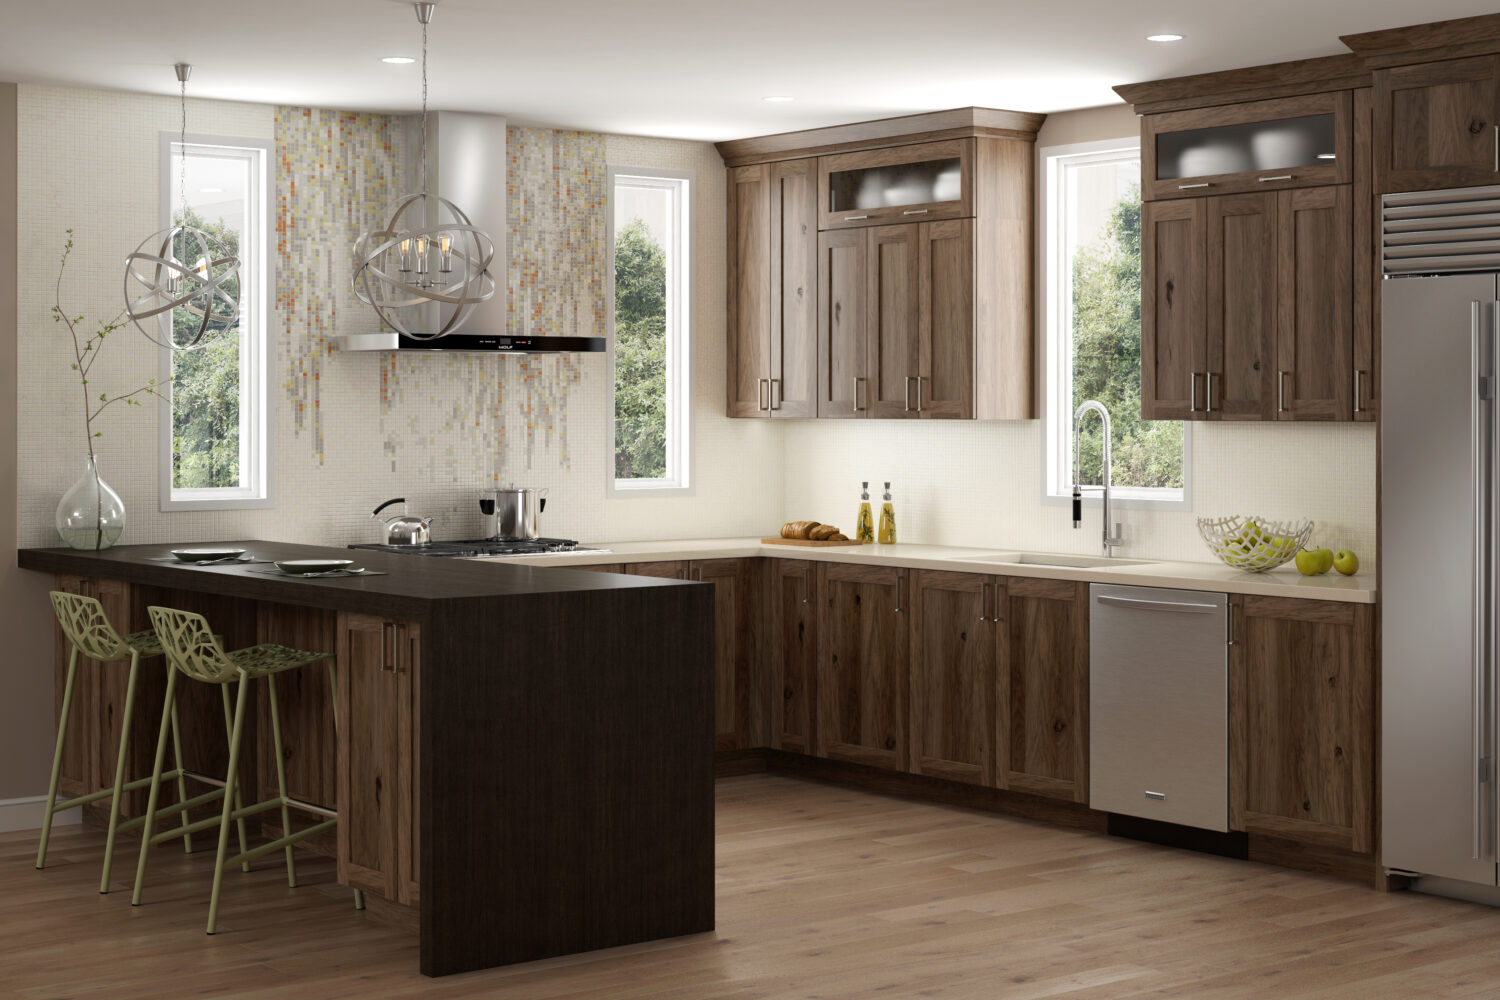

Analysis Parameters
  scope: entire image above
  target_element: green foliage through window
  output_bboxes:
[170,206,242,490]
[1069,183,1184,490]
[614,217,668,480]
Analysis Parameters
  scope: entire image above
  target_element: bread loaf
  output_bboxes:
[809,524,838,541]
[780,520,822,539]
[828,532,849,541]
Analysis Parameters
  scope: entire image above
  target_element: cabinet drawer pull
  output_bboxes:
[978,582,989,623]
[904,375,914,413]
[770,378,781,411]
[843,214,870,221]
[1257,175,1294,182]
[1354,369,1365,413]
[802,566,812,605]
[758,378,770,412]
[1278,370,1289,413]
[1189,371,1202,412]
[915,376,923,412]
[902,209,929,216]
[894,575,905,615]
[1177,182,1211,190]
[852,376,866,412]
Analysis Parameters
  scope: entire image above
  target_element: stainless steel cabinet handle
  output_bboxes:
[758,378,770,411]
[852,376,866,412]
[1178,182,1211,190]
[1278,370,1289,413]
[894,574,904,614]
[1257,175,1294,182]
[904,375,914,413]
[1096,594,1219,614]
[770,378,781,411]
[902,208,929,216]
[1354,369,1365,414]
[802,566,812,606]
[978,582,988,623]
[843,214,869,221]
[915,376,923,412]
[1189,372,1201,412]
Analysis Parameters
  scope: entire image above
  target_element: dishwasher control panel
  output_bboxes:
[1089,584,1229,832]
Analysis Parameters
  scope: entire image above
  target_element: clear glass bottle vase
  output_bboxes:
[55,454,125,550]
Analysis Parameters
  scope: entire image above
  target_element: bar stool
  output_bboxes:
[133,605,363,934]
[38,592,195,894]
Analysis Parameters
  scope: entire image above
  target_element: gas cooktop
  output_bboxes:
[349,537,599,558]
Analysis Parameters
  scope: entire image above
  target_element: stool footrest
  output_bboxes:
[127,787,227,837]
[221,817,338,870]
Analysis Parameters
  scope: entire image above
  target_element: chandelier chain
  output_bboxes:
[178,76,186,221]
[419,15,428,194]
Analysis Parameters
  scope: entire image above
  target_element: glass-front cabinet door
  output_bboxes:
[1143,92,1351,201]
[819,139,972,229]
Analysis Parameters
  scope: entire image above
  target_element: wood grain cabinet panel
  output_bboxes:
[1141,198,1207,420]
[817,139,974,231]
[690,559,753,751]
[908,571,995,786]
[1230,596,1374,853]
[1277,186,1353,421]
[815,564,909,771]
[626,561,691,580]
[997,578,1089,803]
[917,219,975,419]
[336,613,420,905]
[1374,55,1500,193]
[865,225,922,419]
[1206,193,1277,420]
[726,165,772,418]
[770,560,818,755]
[817,228,869,418]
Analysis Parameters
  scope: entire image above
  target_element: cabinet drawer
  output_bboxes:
[819,140,973,230]
[1144,93,1352,201]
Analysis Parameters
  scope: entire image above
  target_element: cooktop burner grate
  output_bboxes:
[349,537,588,558]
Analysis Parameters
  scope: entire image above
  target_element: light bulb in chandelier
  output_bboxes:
[123,62,241,351]
[352,2,495,340]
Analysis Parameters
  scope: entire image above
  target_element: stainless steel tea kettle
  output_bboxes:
[372,497,434,546]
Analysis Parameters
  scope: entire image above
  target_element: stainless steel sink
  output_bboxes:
[960,552,1156,569]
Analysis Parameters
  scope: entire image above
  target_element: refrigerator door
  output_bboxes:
[1382,271,1498,884]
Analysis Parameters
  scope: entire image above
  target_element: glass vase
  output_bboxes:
[55,454,126,550]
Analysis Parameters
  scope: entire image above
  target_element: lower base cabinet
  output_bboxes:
[998,578,1090,803]
[908,570,996,786]
[770,560,818,754]
[816,563,909,770]
[1230,595,1375,853]
[336,613,421,906]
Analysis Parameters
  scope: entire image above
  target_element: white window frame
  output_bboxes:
[1040,138,1192,513]
[157,133,273,511]
[605,166,694,497]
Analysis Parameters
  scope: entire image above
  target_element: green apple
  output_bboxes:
[1315,548,1335,574]
[1333,550,1359,575]
[1295,549,1323,576]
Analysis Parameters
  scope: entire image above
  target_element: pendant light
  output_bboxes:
[123,62,242,350]
[353,2,496,340]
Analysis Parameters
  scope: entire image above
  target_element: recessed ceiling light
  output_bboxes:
[762,95,794,103]
[381,56,416,64]
[1146,33,1184,42]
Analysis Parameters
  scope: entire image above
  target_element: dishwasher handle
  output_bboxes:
[1095,594,1220,614]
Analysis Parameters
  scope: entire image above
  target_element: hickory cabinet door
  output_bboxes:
[815,563,909,770]
[1374,55,1500,194]
[1141,198,1206,420]
[908,571,996,786]
[770,560,818,755]
[726,164,772,418]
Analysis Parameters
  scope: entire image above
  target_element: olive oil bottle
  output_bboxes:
[877,482,897,545]
[855,482,874,544]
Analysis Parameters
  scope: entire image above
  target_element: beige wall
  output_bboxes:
[0,82,56,807]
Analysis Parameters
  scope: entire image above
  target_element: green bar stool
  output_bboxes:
[38,591,195,894]
[133,605,363,934]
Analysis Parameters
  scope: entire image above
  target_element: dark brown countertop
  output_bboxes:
[17,539,686,619]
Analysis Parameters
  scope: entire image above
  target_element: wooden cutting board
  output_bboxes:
[761,536,866,547]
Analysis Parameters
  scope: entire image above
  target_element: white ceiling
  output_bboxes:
[5,0,1500,141]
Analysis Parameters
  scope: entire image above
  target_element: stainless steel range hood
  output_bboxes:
[337,111,605,355]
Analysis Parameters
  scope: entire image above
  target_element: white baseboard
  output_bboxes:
[0,795,81,834]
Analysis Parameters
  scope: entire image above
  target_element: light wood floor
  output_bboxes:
[7,774,1500,999]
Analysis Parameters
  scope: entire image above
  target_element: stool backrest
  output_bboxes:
[147,606,238,684]
[50,591,130,662]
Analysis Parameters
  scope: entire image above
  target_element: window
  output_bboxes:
[1042,139,1189,508]
[158,135,272,510]
[608,167,692,494]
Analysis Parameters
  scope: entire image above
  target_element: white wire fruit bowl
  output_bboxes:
[1198,515,1314,573]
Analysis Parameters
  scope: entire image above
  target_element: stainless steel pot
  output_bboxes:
[373,497,434,546]
[479,486,549,540]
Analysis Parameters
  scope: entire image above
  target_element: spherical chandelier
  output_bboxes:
[353,2,496,340]
[123,62,242,351]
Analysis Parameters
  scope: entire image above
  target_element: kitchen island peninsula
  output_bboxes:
[17,541,714,977]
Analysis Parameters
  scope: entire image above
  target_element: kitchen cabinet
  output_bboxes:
[726,159,817,418]
[691,559,753,751]
[572,563,624,574]
[1230,596,1374,853]
[816,228,868,417]
[1353,86,1379,422]
[769,560,818,755]
[997,578,1089,803]
[865,224,921,418]
[336,613,421,905]
[908,570,996,786]
[818,139,972,231]
[1142,185,1356,421]
[815,563,909,770]
[1373,55,1500,193]
[626,561,690,580]
[1142,93,1351,202]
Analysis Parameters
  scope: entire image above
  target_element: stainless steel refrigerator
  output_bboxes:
[1383,185,1500,893]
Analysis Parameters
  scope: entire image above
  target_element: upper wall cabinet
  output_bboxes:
[718,109,1044,422]
[1143,93,1352,201]
[1371,56,1500,193]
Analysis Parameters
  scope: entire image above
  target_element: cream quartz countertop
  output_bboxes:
[471,538,1377,604]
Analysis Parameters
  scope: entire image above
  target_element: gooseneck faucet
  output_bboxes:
[1072,400,1125,557]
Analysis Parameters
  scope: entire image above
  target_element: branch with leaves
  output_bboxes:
[53,229,170,464]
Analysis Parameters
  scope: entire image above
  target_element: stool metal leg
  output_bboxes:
[36,647,79,870]
[265,673,298,888]
[218,683,251,873]
[327,661,364,912]
[207,673,252,935]
[99,648,143,893]
[132,667,180,906]
[168,693,193,853]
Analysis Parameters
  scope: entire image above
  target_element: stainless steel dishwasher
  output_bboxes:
[1089,583,1230,832]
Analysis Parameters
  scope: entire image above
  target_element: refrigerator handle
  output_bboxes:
[1473,300,1494,861]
